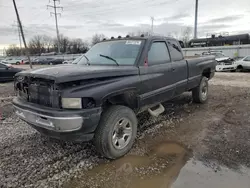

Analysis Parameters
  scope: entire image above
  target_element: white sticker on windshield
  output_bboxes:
[125,40,141,45]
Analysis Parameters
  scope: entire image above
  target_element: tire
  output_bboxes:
[192,76,208,103]
[94,105,138,159]
[236,66,243,72]
[16,62,20,65]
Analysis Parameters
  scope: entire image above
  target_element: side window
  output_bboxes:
[244,56,250,61]
[167,40,184,61]
[148,42,170,65]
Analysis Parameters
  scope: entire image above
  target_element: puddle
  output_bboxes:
[65,142,191,188]
[172,159,250,188]
[65,142,250,188]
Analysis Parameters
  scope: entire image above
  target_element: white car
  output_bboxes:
[2,57,23,65]
[62,60,73,64]
[202,51,236,72]
[235,56,250,71]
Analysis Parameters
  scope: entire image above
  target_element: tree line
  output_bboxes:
[6,34,107,56]
[6,27,192,56]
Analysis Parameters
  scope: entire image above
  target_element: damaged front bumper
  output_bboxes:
[216,64,237,72]
[13,97,102,142]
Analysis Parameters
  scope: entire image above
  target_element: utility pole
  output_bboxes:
[47,0,63,54]
[17,24,22,49]
[194,0,198,39]
[151,16,154,35]
[12,0,32,68]
[12,21,22,49]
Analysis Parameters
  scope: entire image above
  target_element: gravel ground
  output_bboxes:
[0,72,250,188]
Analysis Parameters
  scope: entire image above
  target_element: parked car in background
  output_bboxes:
[202,51,236,72]
[235,56,250,71]
[2,57,23,65]
[33,57,64,65]
[20,58,29,64]
[62,60,73,64]
[32,57,54,65]
[63,55,83,64]
[0,62,24,81]
[50,58,64,65]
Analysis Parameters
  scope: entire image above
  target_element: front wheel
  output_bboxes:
[94,105,138,159]
[236,66,243,72]
[192,76,208,103]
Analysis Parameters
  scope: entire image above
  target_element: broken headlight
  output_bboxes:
[61,98,82,109]
[61,97,95,109]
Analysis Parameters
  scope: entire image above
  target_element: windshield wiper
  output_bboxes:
[83,55,90,65]
[99,54,119,66]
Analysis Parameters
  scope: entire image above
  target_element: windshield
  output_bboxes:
[72,40,143,66]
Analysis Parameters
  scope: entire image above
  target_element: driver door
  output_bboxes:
[139,40,175,107]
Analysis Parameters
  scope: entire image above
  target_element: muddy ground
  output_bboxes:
[0,73,250,188]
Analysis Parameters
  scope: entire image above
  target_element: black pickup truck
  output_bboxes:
[13,36,216,159]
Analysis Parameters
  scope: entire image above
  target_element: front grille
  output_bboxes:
[16,77,60,108]
[29,84,53,107]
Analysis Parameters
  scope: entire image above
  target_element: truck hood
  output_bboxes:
[216,57,231,62]
[17,65,139,83]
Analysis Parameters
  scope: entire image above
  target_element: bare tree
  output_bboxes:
[59,35,70,53]
[42,35,53,53]
[91,34,106,46]
[69,38,89,54]
[6,45,22,56]
[28,35,44,55]
[6,34,89,56]
[181,27,192,47]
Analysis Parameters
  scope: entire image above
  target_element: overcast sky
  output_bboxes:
[0,0,250,48]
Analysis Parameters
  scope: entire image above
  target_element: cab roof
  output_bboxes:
[101,35,177,42]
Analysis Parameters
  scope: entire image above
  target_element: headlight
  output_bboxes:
[61,98,82,109]
[217,62,224,65]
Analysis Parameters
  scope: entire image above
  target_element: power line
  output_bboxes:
[47,0,63,53]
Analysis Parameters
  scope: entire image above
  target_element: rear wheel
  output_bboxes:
[16,62,20,65]
[94,105,137,159]
[192,76,208,103]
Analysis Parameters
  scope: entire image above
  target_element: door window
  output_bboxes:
[167,40,184,61]
[148,42,170,65]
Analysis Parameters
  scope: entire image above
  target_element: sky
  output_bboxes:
[0,0,250,49]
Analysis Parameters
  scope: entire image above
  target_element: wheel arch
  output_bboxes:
[202,68,211,79]
[101,88,139,112]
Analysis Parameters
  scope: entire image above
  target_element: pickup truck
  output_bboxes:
[13,35,216,159]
